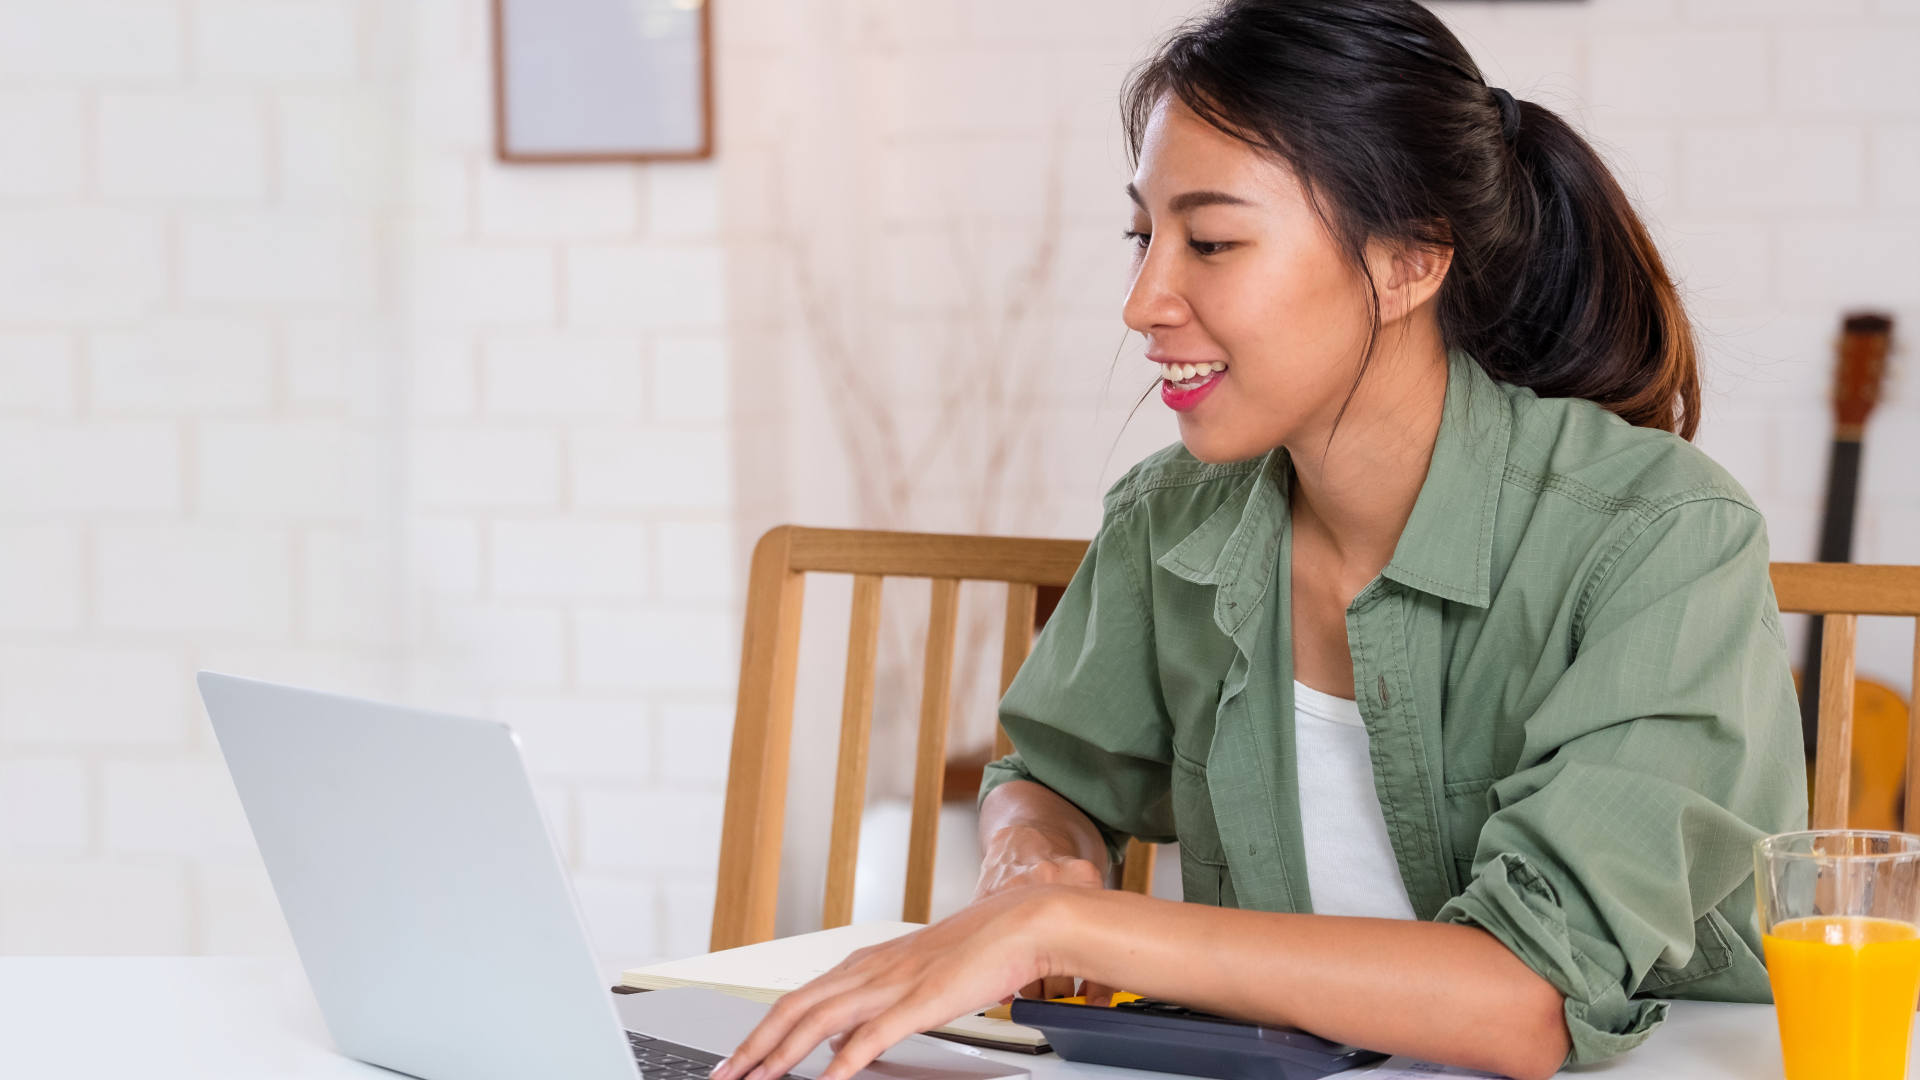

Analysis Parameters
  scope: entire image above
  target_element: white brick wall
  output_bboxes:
[0,209,168,321]
[0,92,85,195]
[0,645,189,746]
[1,0,1913,963]
[0,0,392,957]
[0,759,88,854]
[97,94,269,201]
[91,319,277,413]
[401,0,735,964]
[0,0,733,964]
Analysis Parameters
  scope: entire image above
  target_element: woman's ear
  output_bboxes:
[1365,238,1453,325]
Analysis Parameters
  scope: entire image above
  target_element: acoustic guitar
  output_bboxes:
[1796,313,1908,829]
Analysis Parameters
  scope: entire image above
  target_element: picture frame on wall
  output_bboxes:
[492,0,713,162]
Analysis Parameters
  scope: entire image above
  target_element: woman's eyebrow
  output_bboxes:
[1124,183,1253,213]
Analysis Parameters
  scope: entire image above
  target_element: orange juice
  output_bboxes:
[1764,916,1920,1080]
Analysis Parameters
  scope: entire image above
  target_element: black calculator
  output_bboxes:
[1009,998,1386,1080]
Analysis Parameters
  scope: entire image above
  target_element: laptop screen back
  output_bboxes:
[199,671,638,1080]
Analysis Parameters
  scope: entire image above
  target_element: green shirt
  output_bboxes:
[983,355,1805,1066]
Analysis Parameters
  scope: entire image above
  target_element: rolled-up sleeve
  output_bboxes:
[981,505,1178,864]
[1436,495,1805,1064]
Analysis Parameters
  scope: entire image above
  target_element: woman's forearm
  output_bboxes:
[968,784,1567,1071]
[1043,888,1570,1080]
[977,779,1110,874]
[709,879,1568,1080]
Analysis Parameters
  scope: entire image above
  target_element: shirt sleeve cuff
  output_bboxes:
[979,753,1033,806]
[1435,853,1670,1066]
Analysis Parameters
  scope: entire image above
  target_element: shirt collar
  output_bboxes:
[1156,452,1289,638]
[1156,352,1509,618]
[1379,354,1510,609]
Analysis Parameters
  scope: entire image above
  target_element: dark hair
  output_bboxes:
[1123,0,1700,439]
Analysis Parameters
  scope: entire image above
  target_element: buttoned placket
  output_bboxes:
[1157,450,1311,913]
[1347,578,1458,918]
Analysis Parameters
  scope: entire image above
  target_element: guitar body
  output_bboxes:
[1851,680,1912,829]
[1796,672,1911,829]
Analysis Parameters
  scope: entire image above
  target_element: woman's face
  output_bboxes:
[1123,97,1378,464]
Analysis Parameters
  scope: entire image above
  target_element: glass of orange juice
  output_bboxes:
[1758,830,1920,1080]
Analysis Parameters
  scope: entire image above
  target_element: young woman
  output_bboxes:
[710,3,1803,1078]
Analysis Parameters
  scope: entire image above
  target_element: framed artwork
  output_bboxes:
[492,0,713,162]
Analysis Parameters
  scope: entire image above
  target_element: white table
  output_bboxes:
[0,956,1898,1079]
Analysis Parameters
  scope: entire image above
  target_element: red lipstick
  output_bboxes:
[1158,365,1225,412]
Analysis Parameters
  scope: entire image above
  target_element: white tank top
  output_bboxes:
[1292,680,1418,920]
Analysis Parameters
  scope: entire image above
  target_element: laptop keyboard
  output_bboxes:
[627,1032,717,1079]
[625,1031,798,1080]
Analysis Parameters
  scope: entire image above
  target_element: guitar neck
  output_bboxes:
[1800,435,1863,753]
[1798,312,1895,758]
[1814,439,1863,564]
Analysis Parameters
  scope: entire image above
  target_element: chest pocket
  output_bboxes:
[1171,682,1235,906]
[1172,755,1241,908]
[1444,776,1498,890]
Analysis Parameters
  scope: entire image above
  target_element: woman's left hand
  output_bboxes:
[709,886,1078,1080]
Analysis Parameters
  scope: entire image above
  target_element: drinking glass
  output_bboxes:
[1757,830,1920,1080]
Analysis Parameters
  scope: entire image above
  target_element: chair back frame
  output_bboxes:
[713,526,1147,951]
[1769,563,1920,831]
[710,541,1920,945]
[715,552,1920,949]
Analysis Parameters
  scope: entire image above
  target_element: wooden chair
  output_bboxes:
[711,526,1161,951]
[1771,562,1920,831]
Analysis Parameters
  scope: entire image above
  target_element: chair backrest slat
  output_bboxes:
[1909,627,1920,833]
[1810,613,1859,831]
[997,583,1038,759]
[821,573,884,930]
[903,579,962,924]
[1766,563,1920,835]
[712,531,808,951]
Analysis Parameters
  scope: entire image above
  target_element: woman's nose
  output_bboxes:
[1122,246,1187,335]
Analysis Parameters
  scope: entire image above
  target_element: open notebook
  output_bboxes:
[620,923,1049,1052]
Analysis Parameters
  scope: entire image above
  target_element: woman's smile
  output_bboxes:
[1156,359,1227,411]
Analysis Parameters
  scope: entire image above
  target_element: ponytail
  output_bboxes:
[1123,0,1701,438]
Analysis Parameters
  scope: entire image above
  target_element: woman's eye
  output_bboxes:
[1188,239,1233,257]
[1123,230,1151,252]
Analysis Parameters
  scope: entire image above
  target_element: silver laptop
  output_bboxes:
[199,671,1025,1080]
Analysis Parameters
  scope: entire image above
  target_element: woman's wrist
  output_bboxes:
[1005,883,1105,987]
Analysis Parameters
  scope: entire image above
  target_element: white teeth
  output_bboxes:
[1159,361,1221,382]
[1162,363,1214,382]
[1160,362,1226,383]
